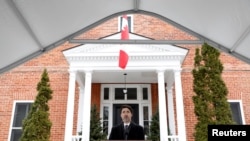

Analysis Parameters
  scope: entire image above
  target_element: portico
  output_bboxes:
[63,33,188,141]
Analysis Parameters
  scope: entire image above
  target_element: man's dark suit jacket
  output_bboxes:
[109,122,145,140]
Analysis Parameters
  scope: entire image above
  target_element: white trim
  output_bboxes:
[228,99,246,124]
[100,84,152,137]
[63,43,187,77]
[100,103,112,140]
[141,103,152,134]
[8,100,34,141]
[81,71,92,140]
[157,70,168,141]
[64,71,77,141]
[174,69,186,141]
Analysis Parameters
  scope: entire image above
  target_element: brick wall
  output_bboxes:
[151,83,158,114]
[91,83,101,111]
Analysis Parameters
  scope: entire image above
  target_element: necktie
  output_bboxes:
[124,125,129,140]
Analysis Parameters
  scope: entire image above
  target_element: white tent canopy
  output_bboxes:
[1,0,250,74]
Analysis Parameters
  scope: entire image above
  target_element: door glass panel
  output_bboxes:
[103,121,109,135]
[143,106,149,120]
[103,107,109,120]
[127,88,137,100]
[103,106,109,135]
[143,106,149,135]
[144,121,149,135]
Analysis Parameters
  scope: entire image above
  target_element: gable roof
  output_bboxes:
[63,33,188,83]
[63,32,188,66]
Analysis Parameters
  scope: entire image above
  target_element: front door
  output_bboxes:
[113,104,139,126]
[100,84,152,136]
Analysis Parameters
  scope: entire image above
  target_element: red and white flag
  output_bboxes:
[119,50,129,69]
[119,15,129,69]
[121,15,129,40]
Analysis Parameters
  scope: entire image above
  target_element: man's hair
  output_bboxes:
[120,104,133,114]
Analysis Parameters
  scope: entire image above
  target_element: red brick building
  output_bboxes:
[1,14,250,141]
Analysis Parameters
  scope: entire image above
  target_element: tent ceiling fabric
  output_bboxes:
[1,0,250,74]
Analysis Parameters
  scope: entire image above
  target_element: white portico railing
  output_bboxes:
[71,135,180,141]
[71,135,81,141]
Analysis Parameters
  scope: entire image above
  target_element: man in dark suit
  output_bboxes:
[109,104,145,140]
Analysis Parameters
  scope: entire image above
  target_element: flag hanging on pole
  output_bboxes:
[121,15,129,40]
[119,50,129,69]
[119,15,129,69]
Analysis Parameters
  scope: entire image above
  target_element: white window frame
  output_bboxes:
[8,100,33,141]
[228,99,245,124]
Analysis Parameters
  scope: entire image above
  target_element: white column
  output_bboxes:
[64,70,77,141]
[81,71,92,141]
[167,85,176,136]
[174,69,186,141]
[157,70,168,141]
[77,87,84,133]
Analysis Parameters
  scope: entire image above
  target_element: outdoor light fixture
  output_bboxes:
[123,73,127,94]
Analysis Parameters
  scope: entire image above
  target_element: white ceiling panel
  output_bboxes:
[0,0,41,69]
[13,0,134,46]
[0,0,250,74]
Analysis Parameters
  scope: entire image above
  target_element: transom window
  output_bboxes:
[114,88,137,100]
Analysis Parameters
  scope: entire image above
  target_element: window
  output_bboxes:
[104,87,109,100]
[143,106,149,135]
[9,102,32,141]
[142,87,148,100]
[118,15,133,32]
[114,88,125,100]
[127,88,137,100]
[228,100,245,124]
[114,88,137,100]
[103,106,109,135]
[101,84,151,135]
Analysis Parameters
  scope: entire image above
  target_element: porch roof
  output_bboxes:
[63,33,188,83]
